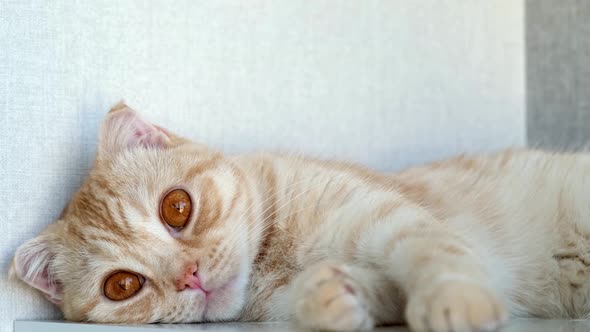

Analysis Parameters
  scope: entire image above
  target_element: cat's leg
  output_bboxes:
[367,211,508,332]
[290,261,403,331]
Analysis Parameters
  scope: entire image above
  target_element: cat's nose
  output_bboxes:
[175,263,203,292]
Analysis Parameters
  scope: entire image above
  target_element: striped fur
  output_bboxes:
[11,104,590,331]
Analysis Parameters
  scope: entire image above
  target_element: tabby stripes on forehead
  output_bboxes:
[183,157,223,182]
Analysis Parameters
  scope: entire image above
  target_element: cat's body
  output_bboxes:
[238,150,590,325]
[10,104,590,332]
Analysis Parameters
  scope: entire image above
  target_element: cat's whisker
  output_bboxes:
[244,171,318,220]
[215,187,312,259]
[220,182,324,257]
[202,175,313,261]
[249,173,347,233]
[232,172,361,255]
[212,178,309,255]
[248,171,342,229]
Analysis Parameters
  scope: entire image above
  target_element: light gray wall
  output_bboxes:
[526,0,590,149]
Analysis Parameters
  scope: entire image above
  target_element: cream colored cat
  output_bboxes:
[10,103,590,331]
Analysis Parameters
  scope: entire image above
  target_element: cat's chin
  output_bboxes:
[201,275,246,322]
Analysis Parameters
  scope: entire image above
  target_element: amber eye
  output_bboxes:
[161,189,192,228]
[103,271,144,301]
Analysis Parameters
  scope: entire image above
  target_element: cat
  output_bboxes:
[10,102,590,332]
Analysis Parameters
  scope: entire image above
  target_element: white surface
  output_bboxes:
[14,320,590,332]
[1,1,524,331]
[14,321,406,332]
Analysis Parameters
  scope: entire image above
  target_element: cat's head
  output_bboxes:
[10,103,263,323]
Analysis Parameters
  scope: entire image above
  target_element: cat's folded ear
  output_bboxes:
[9,225,63,306]
[98,101,187,159]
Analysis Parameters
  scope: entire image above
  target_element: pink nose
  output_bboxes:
[175,264,202,291]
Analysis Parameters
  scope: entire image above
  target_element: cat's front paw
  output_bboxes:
[292,262,374,331]
[406,280,507,332]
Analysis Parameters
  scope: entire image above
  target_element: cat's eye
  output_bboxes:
[161,189,192,228]
[103,271,144,301]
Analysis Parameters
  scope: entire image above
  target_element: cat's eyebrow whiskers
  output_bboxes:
[209,178,311,262]
[249,173,349,237]
[222,176,310,239]
[220,176,337,258]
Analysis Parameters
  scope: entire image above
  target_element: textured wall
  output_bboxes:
[0,1,524,330]
[526,0,590,149]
